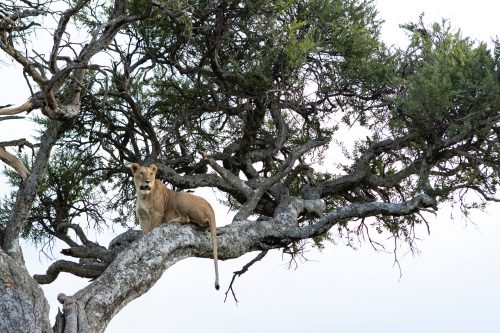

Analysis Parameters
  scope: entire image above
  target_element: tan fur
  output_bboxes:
[130,163,220,290]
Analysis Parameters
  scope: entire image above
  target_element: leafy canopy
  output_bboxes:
[1,0,499,257]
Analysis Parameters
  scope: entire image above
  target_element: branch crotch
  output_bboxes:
[53,294,88,333]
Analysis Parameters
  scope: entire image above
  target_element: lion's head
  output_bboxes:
[130,163,157,195]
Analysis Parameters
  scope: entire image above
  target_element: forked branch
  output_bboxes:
[224,250,268,304]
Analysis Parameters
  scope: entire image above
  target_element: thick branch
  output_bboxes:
[0,25,47,85]
[157,162,242,195]
[60,246,115,264]
[0,101,34,115]
[0,250,52,332]
[33,259,106,284]
[0,146,30,180]
[198,149,254,198]
[57,192,433,332]
[2,120,67,260]
[301,193,437,238]
[318,134,416,198]
[33,230,142,284]
[200,139,327,221]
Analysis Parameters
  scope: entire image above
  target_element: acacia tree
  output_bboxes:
[1,0,499,332]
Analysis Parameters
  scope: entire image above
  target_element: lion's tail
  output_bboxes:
[210,213,220,290]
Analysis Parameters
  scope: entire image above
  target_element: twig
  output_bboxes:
[0,138,38,148]
[224,250,268,304]
[392,236,403,280]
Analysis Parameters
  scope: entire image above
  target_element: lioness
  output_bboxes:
[131,163,219,290]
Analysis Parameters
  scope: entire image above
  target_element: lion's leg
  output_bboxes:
[164,211,190,224]
[139,218,150,233]
[149,212,164,231]
[191,219,209,228]
[137,208,151,233]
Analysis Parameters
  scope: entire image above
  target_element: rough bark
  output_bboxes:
[46,194,432,333]
[0,1,496,332]
[0,250,52,333]
[2,120,67,261]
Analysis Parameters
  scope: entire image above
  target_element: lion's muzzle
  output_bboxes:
[140,185,151,191]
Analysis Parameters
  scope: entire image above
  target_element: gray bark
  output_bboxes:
[48,194,432,332]
[0,250,52,333]
[0,2,448,332]
[2,120,66,261]
[0,159,435,333]
[0,3,156,330]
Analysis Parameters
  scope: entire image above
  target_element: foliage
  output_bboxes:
[2,1,500,330]
[1,0,500,271]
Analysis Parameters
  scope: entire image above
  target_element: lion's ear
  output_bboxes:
[149,164,157,174]
[131,163,140,174]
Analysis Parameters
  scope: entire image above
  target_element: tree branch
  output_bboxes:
[0,146,30,180]
[198,149,254,198]
[0,101,34,115]
[33,259,107,284]
[224,250,268,304]
[2,120,67,260]
[49,191,433,331]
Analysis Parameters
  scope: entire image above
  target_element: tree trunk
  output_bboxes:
[0,250,52,333]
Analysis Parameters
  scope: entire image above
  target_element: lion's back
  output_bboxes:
[175,191,214,224]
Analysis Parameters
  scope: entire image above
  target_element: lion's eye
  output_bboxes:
[140,172,144,176]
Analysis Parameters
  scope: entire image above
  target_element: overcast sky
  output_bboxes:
[1,1,500,333]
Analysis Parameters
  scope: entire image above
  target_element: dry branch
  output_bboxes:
[33,259,107,284]
[0,101,33,115]
[0,146,29,180]
[224,250,268,303]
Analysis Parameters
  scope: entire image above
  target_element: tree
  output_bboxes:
[1,0,499,332]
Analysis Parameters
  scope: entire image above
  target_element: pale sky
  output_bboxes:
[1,1,500,333]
